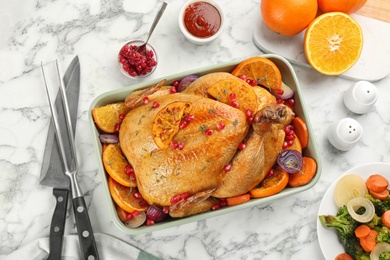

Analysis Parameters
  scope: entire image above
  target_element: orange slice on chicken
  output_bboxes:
[152,101,192,150]
[92,102,131,133]
[102,144,137,187]
[207,78,258,114]
[231,56,282,90]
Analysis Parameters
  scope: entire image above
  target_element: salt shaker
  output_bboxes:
[327,118,363,151]
[343,81,378,114]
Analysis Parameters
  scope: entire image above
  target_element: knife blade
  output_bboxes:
[39,56,80,260]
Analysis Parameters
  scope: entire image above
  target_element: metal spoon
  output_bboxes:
[136,2,168,55]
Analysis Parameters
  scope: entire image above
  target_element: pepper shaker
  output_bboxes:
[343,81,378,114]
[327,118,363,151]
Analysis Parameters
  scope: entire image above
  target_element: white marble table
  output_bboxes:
[1,0,390,259]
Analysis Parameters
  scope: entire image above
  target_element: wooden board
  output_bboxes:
[357,0,390,23]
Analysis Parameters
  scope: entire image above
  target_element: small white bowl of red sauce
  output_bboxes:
[179,0,225,45]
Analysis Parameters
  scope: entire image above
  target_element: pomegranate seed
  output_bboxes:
[173,80,180,87]
[247,116,254,124]
[247,79,257,86]
[129,172,136,180]
[139,200,148,207]
[184,114,195,122]
[170,141,179,149]
[276,89,284,95]
[212,204,220,210]
[284,125,294,135]
[282,141,289,149]
[170,194,181,204]
[287,140,293,146]
[231,101,240,108]
[114,123,121,132]
[133,191,142,199]
[267,169,274,177]
[238,74,247,81]
[162,206,169,214]
[118,113,126,120]
[126,213,134,220]
[146,219,155,226]
[132,210,139,218]
[224,164,232,172]
[177,142,185,150]
[205,129,213,136]
[245,109,253,117]
[285,134,295,141]
[119,44,157,77]
[219,200,227,207]
[143,97,150,104]
[229,93,236,101]
[179,120,188,129]
[238,143,246,150]
[125,165,134,175]
[170,86,177,94]
[286,98,295,107]
[277,98,284,104]
[152,101,160,108]
[217,122,225,130]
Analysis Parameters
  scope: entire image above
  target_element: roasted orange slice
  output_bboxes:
[108,177,148,213]
[92,102,131,133]
[102,144,136,187]
[231,56,282,90]
[152,101,192,150]
[207,78,258,114]
[250,166,289,198]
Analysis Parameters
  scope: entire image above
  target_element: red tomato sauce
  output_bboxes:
[183,2,221,38]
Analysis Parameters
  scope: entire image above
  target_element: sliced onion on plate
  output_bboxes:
[371,243,390,260]
[125,211,146,228]
[333,174,368,208]
[346,197,375,223]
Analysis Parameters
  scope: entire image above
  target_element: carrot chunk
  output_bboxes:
[382,210,390,229]
[292,117,309,149]
[335,253,353,260]
[288,157,317,187]
[359,229,378,252]
[354,224,370,239]
[369,188,389,201]
[226,193,251,206]
[366,174,389,193]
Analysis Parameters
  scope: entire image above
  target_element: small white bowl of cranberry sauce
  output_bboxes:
[179,0,225,45]
[118,40,158,78]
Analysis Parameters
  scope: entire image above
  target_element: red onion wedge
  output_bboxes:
[177,74,199,92]
[99,134,119,144]
[271,82,294,100]
[146,205,168,223]
[276,149,303,174]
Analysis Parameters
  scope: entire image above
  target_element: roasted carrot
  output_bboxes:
[359,229,378,252]
[288,157,317,187]
[226,193,251,206]
[335,253,353,260]
[369,188,389,201]
[292,117,309,149]
[354,224,370,239]
[382,210,390,229]
[116,205,129,223]
[366,174,389,193]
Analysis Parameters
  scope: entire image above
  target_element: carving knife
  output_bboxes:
[39,56,80,260]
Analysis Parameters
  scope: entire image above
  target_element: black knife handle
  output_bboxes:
[48,188,69,260]
[72,196,100,260]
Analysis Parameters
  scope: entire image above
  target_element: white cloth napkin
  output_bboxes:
[0,233,160,260]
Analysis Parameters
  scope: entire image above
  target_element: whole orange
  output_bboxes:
[261,0,318,36]
[318,0,367,14]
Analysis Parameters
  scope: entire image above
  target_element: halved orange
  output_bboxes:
[304,12,363,75]
[108,176,148,213]
[207,78,259,113]
[92,102,131,133]
[102,144,136,187]
[231,56,282,90]
[289,136,302,154]
[152,101,192,150]
[250,166,289,198]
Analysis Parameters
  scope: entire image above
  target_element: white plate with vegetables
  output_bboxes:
[317,162,390,259]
